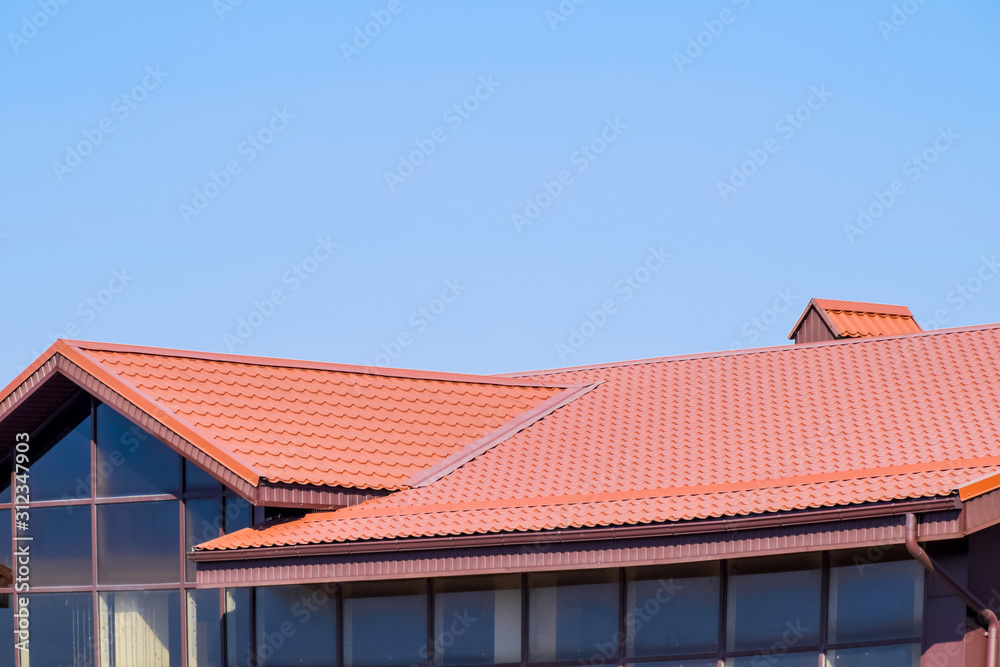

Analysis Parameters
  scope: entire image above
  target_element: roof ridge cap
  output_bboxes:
[60,340,563,389]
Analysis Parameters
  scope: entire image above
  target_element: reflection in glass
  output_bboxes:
[96,404,180,497]
[435,575,520,665]
[185,460,221,495]
[344,580,426,667]
[225,497,252,533]
[29,593,95,667]
[829,554,923,643]
[100,590,181,667]
[727,555,821,651]
[187,589,221,667]
[627,662,717,667]
[529,569,619,662]
[827,643,920,666]
[0,510,10,578]
[0,593,11,667]
[226,588,253,667]
[628,563,719,657]
[98,501,180,585]
[185,499,221,582]
[30,408,91,501]
[256,584,337,666]
[20,505,92,587]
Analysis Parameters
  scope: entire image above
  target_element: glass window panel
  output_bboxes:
[187,589,222,667]
[18,505,92,587]
[344,580,426,667]
[97,501,180,585]
[225,497,252,533]
[829,552,923,643]
[186,499,221,582]
[256,584,337,667]
[96,403,180,497]
[827,643,921,666]
[627,562,719,657]
[100,590,181,667]
[0,510,10,583]
[435,574,520,665]
[226,588,253,667]
[727,554,821,652]
[27,592,95,667]
[29,407,91,501]
[185,460,221,495]
[728,653,817,667]
[0,594,11,667]
[0,455,11,504]
[528,569,620,662]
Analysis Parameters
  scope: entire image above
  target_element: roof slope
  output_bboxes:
[201,324,1000,550]
[0,341,567,490]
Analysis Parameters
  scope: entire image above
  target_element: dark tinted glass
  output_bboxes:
[225,497,252,532]
[28,592,94,667]
[0,593,11,667]
[828,644,920,666]
[256,584,337,667]
[186,498,221,582]
[727,555,821,651]
[435,575,520,665]
[98,501,180,584]
[96,404,180,497]
[100,590,180,667]
[626,662,716,667]
[829,553,923,642]
[628,563,720,657]
[730,654,817,667]
[0,510,10,577]
[226,588,253,667]
[19,505,92,587]
[30,411,91,501]
[529,569,620,662]
[0,455,10,504]
[344,580,426,667]
[185,459,221,495]
[188,589,222,667]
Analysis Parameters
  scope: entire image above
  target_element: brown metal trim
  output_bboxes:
[407,382,600,488]
[0,355,60,422]
[191,496,960,562]
[253,483,387,510]
[965,486,1000,534]
[194,510,965,587]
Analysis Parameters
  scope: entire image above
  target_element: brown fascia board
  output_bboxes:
[189,495,962,563]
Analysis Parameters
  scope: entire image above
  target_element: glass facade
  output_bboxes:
[0,396,249,667]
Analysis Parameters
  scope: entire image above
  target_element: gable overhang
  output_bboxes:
[0,344,386,509]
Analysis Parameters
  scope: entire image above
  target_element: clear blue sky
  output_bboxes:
[2,1,999,384]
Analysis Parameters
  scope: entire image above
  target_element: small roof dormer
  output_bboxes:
[788,298,922,345]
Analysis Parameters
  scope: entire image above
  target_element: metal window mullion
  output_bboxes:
[91,396,100,667]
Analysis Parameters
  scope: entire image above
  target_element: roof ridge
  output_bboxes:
[500,321,1000,377]
[60,340,565,389]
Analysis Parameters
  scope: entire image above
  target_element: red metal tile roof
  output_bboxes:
[0,341,567,490]
[199,324,1000,550]
[804,298,922,339]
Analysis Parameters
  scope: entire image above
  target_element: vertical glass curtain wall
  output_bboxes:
[232,551,924,667]
[0,394,250,667]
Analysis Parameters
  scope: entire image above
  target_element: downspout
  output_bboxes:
[905,513,999,667]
